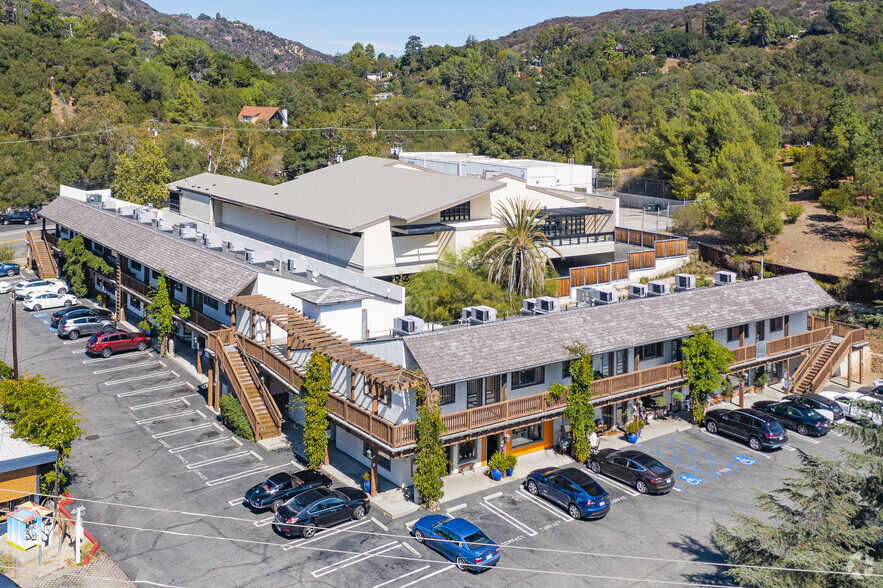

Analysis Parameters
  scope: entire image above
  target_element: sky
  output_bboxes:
[143,0,691,56]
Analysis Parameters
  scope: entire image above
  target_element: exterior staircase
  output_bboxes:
[792,340,839,394]
[27,231,58,278]
[222,344,281,440]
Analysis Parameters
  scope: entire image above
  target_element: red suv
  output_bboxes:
[85,330,150,358]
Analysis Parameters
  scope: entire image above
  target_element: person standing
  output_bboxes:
[589,430,599,454]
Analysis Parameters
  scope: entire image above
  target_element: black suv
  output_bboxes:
[705,408,788,451]
[0,211,37,225]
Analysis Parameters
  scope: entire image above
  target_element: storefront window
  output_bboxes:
[458,439,477,463]
[511,424,544,448]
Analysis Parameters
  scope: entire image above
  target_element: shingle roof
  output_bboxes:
[404,273,836,386]
[292,287,366,305]
[168,156,505,233]
[238,106,280,122]
[40,197,259,301]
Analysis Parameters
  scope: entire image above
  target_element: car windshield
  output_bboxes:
[462,530,492,551]
[430,519,449,531]
[287,494,314,512]
[579,480,605,497]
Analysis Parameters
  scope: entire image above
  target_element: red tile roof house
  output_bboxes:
[237,106,288,128]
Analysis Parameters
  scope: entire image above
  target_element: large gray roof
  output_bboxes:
[405,273,836,386]
[40,197,259,301]
[168,156,505,233]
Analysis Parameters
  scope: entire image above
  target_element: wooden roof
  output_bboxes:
[232,294,420,390]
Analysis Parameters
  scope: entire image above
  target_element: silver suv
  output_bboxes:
[57,315,117,340]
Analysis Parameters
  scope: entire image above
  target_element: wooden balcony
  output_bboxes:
[120,273,225,333]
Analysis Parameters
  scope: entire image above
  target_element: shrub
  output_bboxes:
[819,188,853,218]
[503,453,518,471]
[487,451,506,472]
[625,419,645,434]
[219,394,254,442]
[671,205,705,236]
[783,202,803,223]
[696,273,712,287]
[655,396,666,409]
[0,245,14,263]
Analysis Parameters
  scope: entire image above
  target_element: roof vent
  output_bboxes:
[245,250,274,265]
[648,280,671,297]
[714,270,737,286]
[117,206,135,217]
[576,286,618,306]
[535,296,561,314]
[521,298,537,315]
[393,316,425,336]
[155,218,173,232]
[629,283,647,299]
[101,200,117,211]
[179,226,197,240]
[287,257,308,274]
[674,273,696,291]
[226,241,244,252]
[203,234,222,249]
[461,305,497,325]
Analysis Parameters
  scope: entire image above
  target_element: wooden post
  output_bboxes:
[250,312,256,339]
[372,380,378,415]
[287,333,294,360]
[739,328,745,347]
[500,374,507,402]
[350,370,356,403]
[847,349,852,388]
[196,338,203,374]
[265,315,271,348]
[370,450,378,497]
[738,372,744,408]
[230,302,236,330]
[214,364,220,412]
[207,356,215,408]
[120,291,127,323]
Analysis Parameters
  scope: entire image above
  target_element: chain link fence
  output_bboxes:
[594,173,676,200]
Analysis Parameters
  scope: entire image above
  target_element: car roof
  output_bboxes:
[735,408,773,420]
[445,518,481,535]
[614,449,649,460]
[553,467,597,486]
[295,469,328,483]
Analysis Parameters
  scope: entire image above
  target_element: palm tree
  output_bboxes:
[477,198,561,300]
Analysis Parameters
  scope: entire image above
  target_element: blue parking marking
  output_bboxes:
[733,455,756,465]
[32,313,48,318]
[679,474,704,486]
[640,439,740,478]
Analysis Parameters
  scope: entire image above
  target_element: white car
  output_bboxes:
[23,292,77,311]
[15,278,68,298]
[0,282,11,294]
[818,390,883,426]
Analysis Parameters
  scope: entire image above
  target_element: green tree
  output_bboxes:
[477,198,561,301]
[819,188,855,219]
[27,0,63,38]
[402,263,518,322]
[413,383,447,509]
[548,342,597,463]
[748,7,775,47]
[56,235,113,298]
[140,270,190,356]
[704,5,727,40]
[827,1,860,36]
[302,351,330,470]
[680,325,733,424]
[793,146,834,195]
[166,82,204,124]
[111,141,172,208]
[571,110,620,173]
[821,87,868,181]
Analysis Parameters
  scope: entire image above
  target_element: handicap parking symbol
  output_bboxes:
[679,473,704,486]
[733,455,756,465]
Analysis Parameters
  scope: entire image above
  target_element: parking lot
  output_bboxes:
[0,273,867,586]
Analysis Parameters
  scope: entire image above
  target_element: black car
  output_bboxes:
[752,400,829,437]
[588,449,675,494]
[50,306,113,328]
[244,470,333,512]
[705,408,788,450]
[273,487,370,539]
[782,393,846,425]
[0,211,37,225]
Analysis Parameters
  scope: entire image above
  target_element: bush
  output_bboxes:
[671,205,705,236]
[503,453,517,471]
[625,419,645,434]
[0,245,14,263]
[219,394,254,442]
[819,188,853,218]
[783,202,803,223]
[487,451,506,472]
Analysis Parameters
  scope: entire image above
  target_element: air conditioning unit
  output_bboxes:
[117,206,135,217]
[393,315,425,336]
[86,193,102,205]
[648,280,671,297]
[287,257,308,274]
[203,234,222,249]
[156,218,173,231]
[245,250,274,265]
[101,200,117,211]
[577,286,618,306]
[135,209,154,224]
[179,227,197,240]
[227,241,244,252]
[629,283,648,299]
[714,270,737,286]
[674,273,696,291]
[521,298,537,315]
[535,296,560,314]
[462,305,497,325]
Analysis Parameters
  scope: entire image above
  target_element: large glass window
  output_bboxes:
[458,439,477,463]
[727,325,744,342]
[466,379,483,408]
[484,375,501,404]
[511,366,545,389]
[169,193,180,213]
[436,384,455,406]
[363,441,391,470]
[511,424,544,448]
[440,202,471,221]
[770,316,784,331]
[638,343,663,360]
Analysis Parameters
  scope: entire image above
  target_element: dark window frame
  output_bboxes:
[638,342,663,360]
[770,316,784,331]
[436,384,455,406]
[129,260,142,272]
[440,201,471,222]
[203,296,219,310]
[727,325,744,342]
[511,366,545,389]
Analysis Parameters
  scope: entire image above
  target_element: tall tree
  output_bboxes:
[821,86,868,181]
[748,7,775,47]
[413,383,447,510]
[681,325,733,425]
[56,235,113,298]
[704,5,727,40]
[166,81,204,124]
[548,342,597,463]
[477,198,561,301]
[303,351,331,470]
[140,270,190,356]
[111,141,172,208]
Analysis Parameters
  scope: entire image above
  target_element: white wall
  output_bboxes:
[180,191,212,224]
[334,428,413,486]
[304,301,363,341]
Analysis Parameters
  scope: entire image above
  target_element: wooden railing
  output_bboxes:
[614,228,688,258]
[593,363,684,397]
[241,346,283,433]
[569,261,629,287]
[808,326,866,393]
[207,330,260,439]
[236,334,303,389]
[121,273,224,332]
[120,273,150,297]
[789,328,834,392]
[809,317,862,338]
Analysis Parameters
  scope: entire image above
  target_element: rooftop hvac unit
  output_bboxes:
[245,250,274,265]
[521,298,537,315]
[674,273,696,291]
[135,209,154,223]
[86,193,102,205]
[461,305,497,325]
[203,234,222,249]
[179,227,197,240]
[101,200,117,211]
[628,283,648,299]
[647,280,671,297]
[576,286,618,306]
[226,240,244,252]
[535,296,561,314]
[117,206,135,217]
[714,270,737,286]
[155,218,173,231]
[393,315,425,336]
[287,257,308,274]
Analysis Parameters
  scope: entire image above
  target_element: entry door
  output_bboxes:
[755,321,766,342]
[485,435,499,460]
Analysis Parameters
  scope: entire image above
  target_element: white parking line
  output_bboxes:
[699,430,772,459]
[228,497,245,506]
[130,396,195,410]
[311,541,401,578]
[253,516,275,528]
[82,352,152,364]
[400,564,456,587]
[104,371,171,386]
[781,445,798,452]
[187,451,252,469]
[152,422,216,439]
[370,517,388,531]
[370,564,430,588]
[445,503,467,515]
[169,437,233,454]
[136,409,199,424]
[480,500,537,536]
[249,450,264,461]
[93,360,159,374]
[206,461,297,487]
[71,349,85,354]
[592,474,640,497]
[283,518,372,550]
[830,430,844,437]
[401,541,421,558]
[62,339,83,345]
[515,488,572,522]
[789,432,821,444]
[116,382,186,397]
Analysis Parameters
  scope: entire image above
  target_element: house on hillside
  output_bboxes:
[237,106,288,128]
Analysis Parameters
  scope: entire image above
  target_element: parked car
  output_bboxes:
[0,211,37,225]
[752,400,829,437]
[587,449,674,494]
[0,282,10,295]
[272,487,370,539]
[782,393,846,425]
[85,330,150,357]
[15,278,67,298]
[244,470,333,512]
[412,515,501,572]
[818,390,883,426]
[51,306,113,328]
[57,315,116,340]
[524,466,610,520]
[705,408,788,451]
[0,262,19,277]
[23,292,76,311]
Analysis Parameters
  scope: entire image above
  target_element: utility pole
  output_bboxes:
[10,294,17,379]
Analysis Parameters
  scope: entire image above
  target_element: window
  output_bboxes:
[129,260,142,272]
[638,343,663,360]
[511,366,544,389]
[93,242,104,255]
[173,281,183,292]
[436,385,455,406]
[363,442,391,470]
[727,325,744,342]
[458,439,477,463]
[204,296,219,310]
[510,424,544,448]
[771,316,784,331]
[466,379,483,408]
[169,193,180,213]
[562,359,573,379]
[440,202,470,221]
[484,375,501,404]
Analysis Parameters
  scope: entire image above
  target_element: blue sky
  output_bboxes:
[143,0,691,56]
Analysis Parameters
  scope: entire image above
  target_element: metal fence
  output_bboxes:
[594,173,676,200]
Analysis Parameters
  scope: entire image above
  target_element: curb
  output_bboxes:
[58,493,100,565]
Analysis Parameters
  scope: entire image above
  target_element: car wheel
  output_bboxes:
[5,269,12,277]
[414,529,425,543]
[101,348,112,358]
[526,480,539,495]
[63,300,72,307]
[589,460,601,474]
[32,304,41,311]
[301,523,316,539]
[706,420,718,434]
[68,330,79,340]
[23,220,29,225]
[635,480,648,494]
[57,287,67,294]
[797,424,808,436]
[455,556,468,571]
[353,505,366,520]
[568,503,581,520]
[137,341,148,351]
[3,220,8,226]
[748,436,761,451]
[270,499,285,513]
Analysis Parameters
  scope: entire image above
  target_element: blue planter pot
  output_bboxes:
[627,433,639,444]
[505,468,514,477]
[490,468,503,481]
[363,481,371,493]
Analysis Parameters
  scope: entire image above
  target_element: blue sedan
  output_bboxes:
[525,466,610,519]
[412,515,500,572]
[0,263,19,277]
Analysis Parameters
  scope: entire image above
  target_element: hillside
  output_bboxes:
[47,0,331,71]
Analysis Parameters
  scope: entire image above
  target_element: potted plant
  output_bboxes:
[654,396,666,417]
[504,454,517,477]
[672,391,684,412]
[487,451,505,481]
[754,371,769,390]
[362,471,371,494]
[625,419,643,443]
